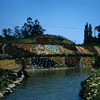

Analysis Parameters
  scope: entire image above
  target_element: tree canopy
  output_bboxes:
[84,23,100,45]
[1,17,45,39]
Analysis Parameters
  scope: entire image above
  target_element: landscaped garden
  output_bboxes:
[79,55,100,100]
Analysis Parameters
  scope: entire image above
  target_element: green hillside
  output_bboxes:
[0,34,74,45]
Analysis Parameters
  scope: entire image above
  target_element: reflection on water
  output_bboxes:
[5,68,89,100]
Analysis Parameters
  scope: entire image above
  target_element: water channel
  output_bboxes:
[5,68,89,100]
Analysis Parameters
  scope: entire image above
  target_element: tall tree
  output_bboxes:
[14,26,22,38]
[98,33,100,43]
[2,28,7,37]
[95,25,100,43]
[27,17,32,23]
[2,17,45,39]
[95,25,100,32]
[31,19,45,36]
[88,24,92,43]
[27,17,34,36]
[21,23,29,38]
[7,28,12,36]
[2,28,12,37]
[84,23,89,44]
[21,17,34,38]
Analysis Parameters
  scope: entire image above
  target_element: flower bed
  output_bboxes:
[0,60,15,70]
[80,57,94,67]
[4,44,33,58]
[31,57,57,68]
[84,46,98,54]
[36,37,50,43]
[94,46,100,54]
[76,46,93,54]
[50,57,65,66]
[31,45,49,55]
[45,45,60,54]
[14,44,33,52]
[57,45,72,55]
[79,69,100,100]
[63,45,78,51]
[65,57,79,67]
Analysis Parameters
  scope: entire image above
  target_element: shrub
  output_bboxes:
[79,69,100,100]
[93,55,100,68]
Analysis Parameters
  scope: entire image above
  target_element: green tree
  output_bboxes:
[93,55,100,68]
[31,19,45,36]
[95,25,100,32]
[2,28,7,37]
[7,28,12,36]
[27,17,34,36]
[84,23,89,44]
[21,17,34,38]
[2,28,12,37]
[95,25,100,44]
[21,23,29,38]
[2,17,45,39]
[88,24,92,43]
[14,26,22,38]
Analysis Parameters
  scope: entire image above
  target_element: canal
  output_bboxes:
[5,68,89,100]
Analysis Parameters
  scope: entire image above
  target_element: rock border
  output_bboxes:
[0,73,25,100]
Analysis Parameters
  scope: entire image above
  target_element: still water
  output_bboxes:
[5,68,88,100]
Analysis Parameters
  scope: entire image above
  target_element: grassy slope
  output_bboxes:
[0,34,74,44]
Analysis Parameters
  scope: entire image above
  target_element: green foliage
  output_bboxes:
[0,53,11,60]
[0,17,75,44]
[79,69,100,100]
[84,24,100,45]
[4,44,34,58]
[1,17,45,39]
[38,34,74,45]
[0,77,7,91]
[95,25,100,44]
[84,23,89,44]
[0,33,74,44]
[95,25,100,32]
[2,28,12,37]
[0,37,22,43]
[93,55,100,68]
[84,23,93,44]
[0,69,18,91]
[31,19,45,36]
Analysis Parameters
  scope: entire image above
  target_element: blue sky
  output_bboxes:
[0,0,100,44]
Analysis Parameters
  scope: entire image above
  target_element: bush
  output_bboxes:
[0,69,19,91]
[79,69,100,100]
[93,55,100,68]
